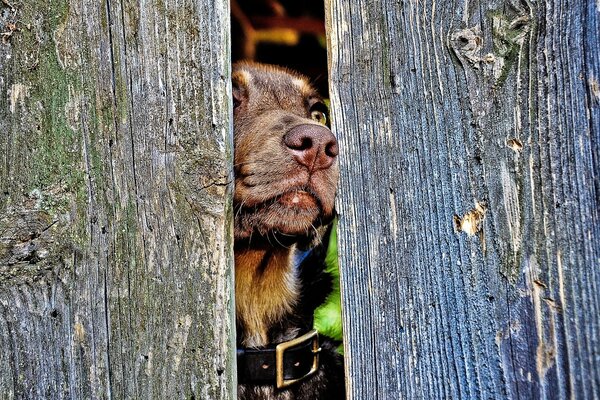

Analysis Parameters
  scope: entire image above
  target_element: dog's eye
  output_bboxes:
[311,110,327,125]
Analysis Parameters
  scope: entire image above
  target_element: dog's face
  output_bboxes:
[232,62,339,240]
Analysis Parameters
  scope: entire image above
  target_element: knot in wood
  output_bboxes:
[449,27,483,68]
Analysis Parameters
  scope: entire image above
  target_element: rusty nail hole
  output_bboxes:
[453,200,487,237]
[506,138,523,152]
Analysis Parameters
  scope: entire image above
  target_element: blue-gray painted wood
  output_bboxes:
[0,1,235,398]
[326,0,599,398]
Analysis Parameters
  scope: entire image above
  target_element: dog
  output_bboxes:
[232,62,345,399]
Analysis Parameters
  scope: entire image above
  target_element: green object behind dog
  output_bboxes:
[313,218,344,353]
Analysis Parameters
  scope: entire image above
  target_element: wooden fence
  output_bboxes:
[0,0,234,398]
[1,0,598,398]
[327,0,600,398]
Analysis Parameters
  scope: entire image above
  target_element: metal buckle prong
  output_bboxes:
[275,329,320,389]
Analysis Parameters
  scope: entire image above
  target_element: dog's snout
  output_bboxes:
[284,124,338,170]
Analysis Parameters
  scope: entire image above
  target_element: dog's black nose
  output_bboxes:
[284,124,338,170]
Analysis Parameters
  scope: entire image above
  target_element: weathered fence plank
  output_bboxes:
[326,0,599,398]
[0,0,234,398]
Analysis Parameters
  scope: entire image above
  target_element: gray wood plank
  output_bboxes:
[0,0,235,398]
[326,0,599,398]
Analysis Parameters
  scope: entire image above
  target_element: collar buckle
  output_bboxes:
[275,329,321,389]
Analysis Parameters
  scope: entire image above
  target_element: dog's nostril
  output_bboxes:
[325,141,338,157]
[284,132,313,151]
[299,137,313,151]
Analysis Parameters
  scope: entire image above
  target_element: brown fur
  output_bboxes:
[233,62,339,346]
[235,246,298,347]
[233,62,343,399]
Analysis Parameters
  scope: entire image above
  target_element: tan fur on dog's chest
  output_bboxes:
[235,247,299,347]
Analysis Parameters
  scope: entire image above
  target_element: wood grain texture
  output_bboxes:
[0,0,234,399]
[325,0,599,398]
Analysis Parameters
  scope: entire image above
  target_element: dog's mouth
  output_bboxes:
[278,189,318,209]
[234,186,331,239]
[260,186,324,225]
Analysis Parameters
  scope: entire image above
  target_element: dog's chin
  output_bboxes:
[234,191,331,242]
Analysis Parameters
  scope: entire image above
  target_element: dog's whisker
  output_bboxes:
[272,231,293,250]
[310,222,320,239]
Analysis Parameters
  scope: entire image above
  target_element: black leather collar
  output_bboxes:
[237,329,321,389]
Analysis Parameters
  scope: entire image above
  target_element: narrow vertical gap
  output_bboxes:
[229,0,346,397]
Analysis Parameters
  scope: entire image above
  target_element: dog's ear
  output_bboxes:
[232,70,249,110]
[232,81,243,109]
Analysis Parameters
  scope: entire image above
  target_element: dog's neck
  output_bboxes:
[235,242,299,347]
